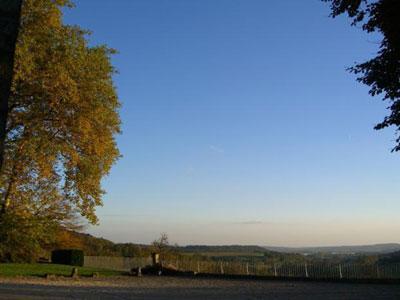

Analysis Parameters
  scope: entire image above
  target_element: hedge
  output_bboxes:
[51,249,84,266]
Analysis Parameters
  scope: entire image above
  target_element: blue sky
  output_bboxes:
[64,0,400,246]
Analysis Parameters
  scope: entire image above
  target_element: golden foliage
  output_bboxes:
[1,0,121,224]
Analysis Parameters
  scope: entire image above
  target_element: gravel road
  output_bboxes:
[1,276,400,299]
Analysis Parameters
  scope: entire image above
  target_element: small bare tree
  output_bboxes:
[151,233,183,270]
[152,233,171,263]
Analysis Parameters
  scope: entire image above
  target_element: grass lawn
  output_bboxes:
[0,263,125,277]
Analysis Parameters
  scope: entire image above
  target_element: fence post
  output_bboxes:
[274,263,277,277]
[339,264,343,279]
[220,261,224,275]
[305,263,309,278]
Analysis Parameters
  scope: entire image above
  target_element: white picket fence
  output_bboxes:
[84,255,400,280]
[164,260,400,280]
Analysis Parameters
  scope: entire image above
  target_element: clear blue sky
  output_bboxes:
[64,0,400,247]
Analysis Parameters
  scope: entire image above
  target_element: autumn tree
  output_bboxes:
[1,0,120,219]
[0,0,120,261]
[323,0,400,150]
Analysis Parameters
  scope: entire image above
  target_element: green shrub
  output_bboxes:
[51,249,84,266]
[0,211,57,263]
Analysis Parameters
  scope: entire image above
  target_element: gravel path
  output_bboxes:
[1,276,400,299]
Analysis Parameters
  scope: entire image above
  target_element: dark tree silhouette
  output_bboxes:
[324,0,400,151]
[0,0,23,172]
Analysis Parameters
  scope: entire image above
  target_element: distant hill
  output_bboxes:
[179,245,267,254]
[263,243,400,255]
[179,244,400,255]
[61,231,400,257]
[61,231,151,257]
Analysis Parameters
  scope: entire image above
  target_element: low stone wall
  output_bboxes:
[84,256,152,271]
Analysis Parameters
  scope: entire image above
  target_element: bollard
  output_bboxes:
[246,263,249,275]
[151,253,160,266]
[305,263,309,278]
[274,264,277,277]
[137,267,142,277]
[71,267,79,279]
[220,262,224,275]
[339,264,343,279]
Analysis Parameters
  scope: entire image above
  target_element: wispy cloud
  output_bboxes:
[235,221,263,225]
[208,220,269,226]
[99,214,158,218]
[185,165,195,175]
[209,145,224,154]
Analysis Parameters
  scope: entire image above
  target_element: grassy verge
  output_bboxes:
[0,263,125,277]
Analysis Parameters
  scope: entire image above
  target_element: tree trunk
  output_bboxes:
[0,0,23,171]
[0,0,23,212]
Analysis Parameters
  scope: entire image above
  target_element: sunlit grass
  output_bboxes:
[0,263,124,277]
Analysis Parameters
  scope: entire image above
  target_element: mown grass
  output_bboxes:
[0,263,125,277]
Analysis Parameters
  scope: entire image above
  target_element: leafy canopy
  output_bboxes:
[324,0,400,150]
